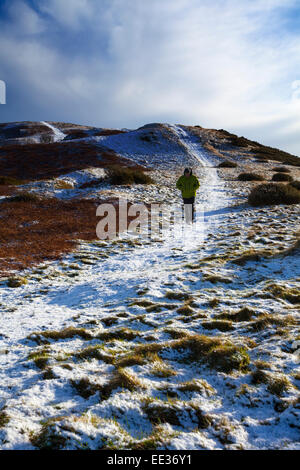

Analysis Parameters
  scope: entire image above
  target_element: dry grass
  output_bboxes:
[96,327,141,341]
[203,274,232,284]
[29,326,93,342]
[208,298,220,308]
[0,410,10,428]
[265,284,300,304]
[75,345,114,364]
[232,249,269,265]
[0,196,104,275]
[176,304,194,315]
[165,291,191,301]
[238,173,264,181]
[173,334,250,372]
[6,276,28,288]
[272,167,290,173]
[251,369,292,396]
[164,328,190,339]
[0,196,148,276]
[107,165,154,185]
[217,307,256,322]
[143,400,212,428]
[248,183,300,206]
[202,320,234,332]
[218,160,238,168]
[0,175,27,185]
[30,418,68,450]
[28,348,51,370]
[149,354,177,378]
[125,425,178,450]
[272,173,293,182]
[178,379,216,396]
[290,180,300,190]
[250,314,296,331]
[0,140,140,181]
[115,354,146,368]
[72,368,145,400]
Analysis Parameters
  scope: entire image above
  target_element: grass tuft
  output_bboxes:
[238,172,264,181]
[29,326,93,342]
[173,334,250,372]
[0,410,10,428]
[248,183,300,206]
[218,160,238,168]
[272,173,293,182]
[7,276,28,288]
[107,165,154,185]
[217,307,256,322]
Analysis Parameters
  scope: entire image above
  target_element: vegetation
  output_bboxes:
[165,291,191,301]
[251,145,300,166]
[202,320,234,332]
[7,276,28,288]
[29,327,93,342]
[218,160,238,168]
[71,368,146,400]
[107,166,154,185]
[53,180,74,189]
[272,173,293,182]
[172,334,250,372]
[251,369,292,396]
[290,180,300,190]
[218,307,256,322]
[248,183,300,206]
[250,314,295,332]
[30,418,68,450]
[0,410,10,428]
[265,284,300,304]
[9,192,41,203]
[0,196,102,276]
[0,176,26,185]
[272,167,290,173]
[238,173,264,181]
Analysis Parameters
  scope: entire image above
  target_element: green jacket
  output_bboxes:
[176,174,200,198]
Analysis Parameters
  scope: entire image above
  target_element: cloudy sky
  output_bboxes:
[0,0,300,154]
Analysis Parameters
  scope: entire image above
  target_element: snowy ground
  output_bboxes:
[0,127,299,450]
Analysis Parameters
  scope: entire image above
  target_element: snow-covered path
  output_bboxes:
[41,121,66,142]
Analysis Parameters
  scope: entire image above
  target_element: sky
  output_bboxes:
[0,0,300,155]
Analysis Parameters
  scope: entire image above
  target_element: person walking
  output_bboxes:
[176,168,200,222]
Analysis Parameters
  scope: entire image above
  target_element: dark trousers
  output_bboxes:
[183,197,195,222]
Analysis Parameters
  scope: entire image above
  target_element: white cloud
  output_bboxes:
[36,0,95,29]
[4,0,46,34]
[0,0,300,155]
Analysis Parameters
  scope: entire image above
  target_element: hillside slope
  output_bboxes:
[0,122,299,450]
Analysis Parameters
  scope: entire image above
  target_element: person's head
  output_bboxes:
[184,168,192,178]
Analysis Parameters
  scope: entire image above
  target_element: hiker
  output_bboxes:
[176,168,200,222]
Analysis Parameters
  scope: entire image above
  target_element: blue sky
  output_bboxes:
[0,0,300,155]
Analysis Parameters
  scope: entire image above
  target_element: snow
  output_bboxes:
[40,121,66,142]
[0,126,299,450]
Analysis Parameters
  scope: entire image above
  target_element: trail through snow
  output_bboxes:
[41,121,66,142]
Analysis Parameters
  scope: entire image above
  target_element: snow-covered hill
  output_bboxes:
[0,121,299,450]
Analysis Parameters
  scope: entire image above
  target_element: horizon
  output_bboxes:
[0,0,300,156]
